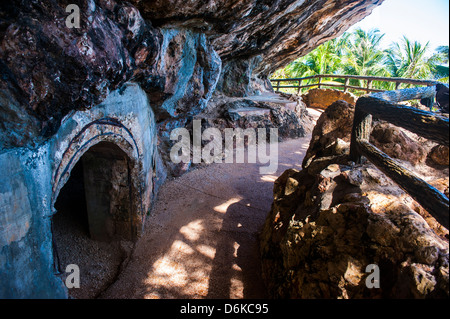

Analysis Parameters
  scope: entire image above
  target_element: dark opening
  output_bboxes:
[52,141,135,299]
[54,159,89,237]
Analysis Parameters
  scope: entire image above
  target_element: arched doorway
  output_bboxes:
[52,141,136,298]
[81,141,135,241]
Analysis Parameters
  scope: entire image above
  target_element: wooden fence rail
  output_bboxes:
[349,86,449,229]
[270,74,440,94]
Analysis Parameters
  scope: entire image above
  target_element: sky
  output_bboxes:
[348,0,449,51]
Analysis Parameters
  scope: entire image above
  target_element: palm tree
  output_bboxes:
[287,38,345,75]
[283,36,349,92]
[430,46,449,83]
[385,36,436,86]
[341,28,389,88]
[272,29,447,94]
[434,45,449,64]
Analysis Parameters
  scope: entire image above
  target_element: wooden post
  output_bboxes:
[276,80,280,92]
[350,104,373,163]
[367,80,373,92]
[318,76,322,89]
[344,77,349,92]
[297,80,302,95]
[358,140,449,229]
[356,96,447,146]
[395,81,401,90]
[350,88,449,230]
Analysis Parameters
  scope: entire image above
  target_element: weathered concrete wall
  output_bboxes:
[0,83,158,298]
[0,146,65,298]
[50,83,159,237]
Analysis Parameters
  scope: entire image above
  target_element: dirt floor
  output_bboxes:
[93,108,323,299]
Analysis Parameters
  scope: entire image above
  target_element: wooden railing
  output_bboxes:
[270,74,440,94]
[349,86,449,229]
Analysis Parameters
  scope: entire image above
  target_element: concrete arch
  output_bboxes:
[0,83,158,298]
[51,117,146,241]
[52,118,141,205]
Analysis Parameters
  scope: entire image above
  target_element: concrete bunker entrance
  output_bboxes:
[52,141,137,298]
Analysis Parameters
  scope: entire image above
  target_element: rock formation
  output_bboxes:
[370,122,428,166]
[130,0,385,75]
[428,145,450,166]
[302,100,355,174]
[260,163,449,298]
[0,0,384,151]
[261,99,449,299]
[302,88,357,110]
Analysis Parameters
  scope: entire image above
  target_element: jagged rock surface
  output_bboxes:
[428,145,450,166]
[302,100,354,174]
[0,0,222,150]
[1,0,384,150]
[260,163,449,299]
[370,122,428,166]
[260,98,449,299]
[130,0,384,75]
[0,0,161,149]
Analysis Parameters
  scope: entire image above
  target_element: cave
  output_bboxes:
[53,141,135,243]
[51,141,136,298]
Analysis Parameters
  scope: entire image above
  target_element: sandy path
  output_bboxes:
[100,109,322,299]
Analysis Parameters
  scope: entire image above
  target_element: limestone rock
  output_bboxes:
[130,0,384,76]
[143,28,222,121]
[0,0,384,149]
[216,57,262,97]
[302,100,355,172]
[0,0,222,150]
[207,94,312,141]
[0,0,161,149]
[302,88,357,110]
[428,145,450,166]
[260,162,449,299]
[370,122,428,166]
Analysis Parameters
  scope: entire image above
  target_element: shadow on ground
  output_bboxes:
[98,111,321,299]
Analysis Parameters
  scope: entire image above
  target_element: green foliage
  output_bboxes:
[342,28,391,88]
[434,45,449,65]
[273,29,449,92]
[385,37,432,81]
[431,45,449,82]
[342,29,387,76]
